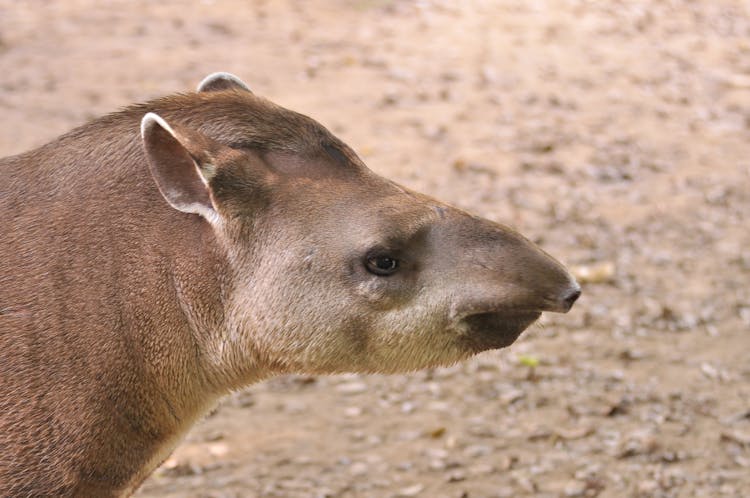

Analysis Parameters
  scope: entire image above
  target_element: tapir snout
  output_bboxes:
[444,215,581,349]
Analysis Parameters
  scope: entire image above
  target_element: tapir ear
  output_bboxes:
[141,113,219,223]
[196,72,251,93]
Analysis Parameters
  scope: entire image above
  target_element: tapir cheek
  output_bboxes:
[346,274,411,311]
[350,279,394,307]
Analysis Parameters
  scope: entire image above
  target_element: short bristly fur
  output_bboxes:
[0,73,579,496]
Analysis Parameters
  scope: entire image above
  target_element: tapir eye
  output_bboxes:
[365,254,400,276]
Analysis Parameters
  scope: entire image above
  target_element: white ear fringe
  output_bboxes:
[140,112,178,140]
[196,72,251,92]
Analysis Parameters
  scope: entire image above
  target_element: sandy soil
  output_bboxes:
[1,1,749,497]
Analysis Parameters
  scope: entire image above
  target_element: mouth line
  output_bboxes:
[461,310,542,329]
[451,306,543,322]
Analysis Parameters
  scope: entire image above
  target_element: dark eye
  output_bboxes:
[365,255,399,276]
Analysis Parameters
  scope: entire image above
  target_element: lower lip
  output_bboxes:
[458,311,541,351]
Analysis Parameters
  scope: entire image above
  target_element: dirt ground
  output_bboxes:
[1,1,749,497]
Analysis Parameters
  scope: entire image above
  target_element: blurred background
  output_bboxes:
[1,1,749,497]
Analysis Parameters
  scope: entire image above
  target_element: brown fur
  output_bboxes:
[0,74,579,496]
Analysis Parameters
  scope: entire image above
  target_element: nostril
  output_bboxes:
[562,286,582,310]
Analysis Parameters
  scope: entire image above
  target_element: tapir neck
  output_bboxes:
[109,213,234,492]
[0,133,232,495]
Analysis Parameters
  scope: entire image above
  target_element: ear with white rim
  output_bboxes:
[197,72,251,93]
[141,112,219,223]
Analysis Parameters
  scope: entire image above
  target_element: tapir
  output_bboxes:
[0,72,580,496]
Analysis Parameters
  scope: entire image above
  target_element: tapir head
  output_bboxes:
[140,73,580,380]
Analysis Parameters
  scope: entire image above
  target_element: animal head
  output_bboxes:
[140,73,580,381]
